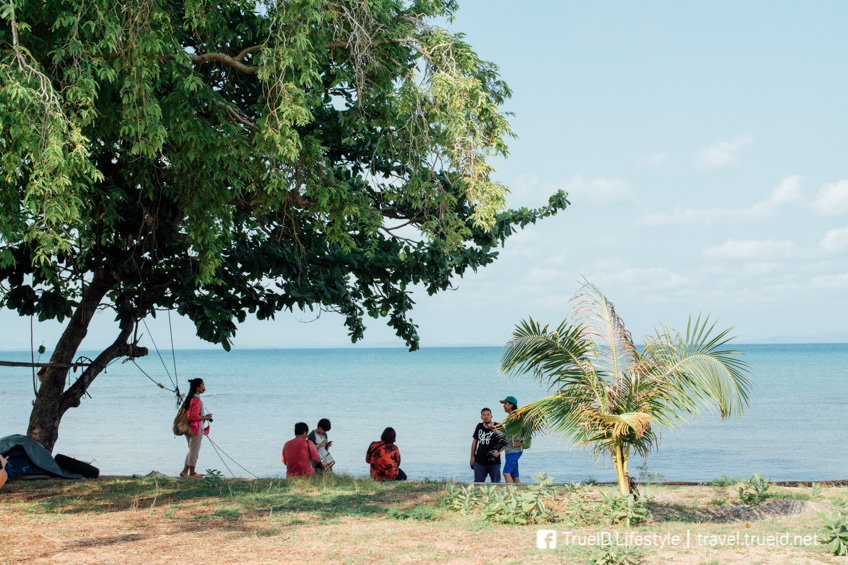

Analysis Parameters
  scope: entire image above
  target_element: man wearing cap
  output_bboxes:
[499,395,525,484]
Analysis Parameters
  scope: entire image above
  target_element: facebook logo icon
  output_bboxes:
[536,530,557,549]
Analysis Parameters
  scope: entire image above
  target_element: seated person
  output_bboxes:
[366,427,407,481]
[281,422,320,478]
[0,454,7,488]
[307,418,334,473]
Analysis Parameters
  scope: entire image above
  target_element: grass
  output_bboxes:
[2,476,846,564]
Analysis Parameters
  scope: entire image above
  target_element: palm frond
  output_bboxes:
[500,317,605,400]
[643,315,752,426]
[570,278,638,389]
[501,393,593,445]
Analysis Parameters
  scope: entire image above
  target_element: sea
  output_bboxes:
[1,344,845,483]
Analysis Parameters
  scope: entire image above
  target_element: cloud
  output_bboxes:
[703,239,799,260]
[820,227,848,254]
[593,266,690,290]
[812,180,848,216]
[811,273,848,289]
[637,175,803,226]
[507,172,634,207]
[562,174,634,204]
[645,152,667,167]
[740,262,785,276]
[696,135,753,169]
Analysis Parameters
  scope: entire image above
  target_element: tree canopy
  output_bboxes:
[0,0,567,449]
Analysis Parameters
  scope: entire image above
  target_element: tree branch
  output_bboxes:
[59,326,149,417]
[217,101,260,132]
[186,39,417,74]
[187,51,259,73]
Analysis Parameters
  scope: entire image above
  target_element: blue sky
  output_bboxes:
[1,1,846,350]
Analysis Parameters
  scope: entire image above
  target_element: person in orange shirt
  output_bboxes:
[366,427,407,481]
[0,454,8,488]
[282,422,320,478]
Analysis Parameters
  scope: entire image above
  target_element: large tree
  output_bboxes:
[0,0,567,451]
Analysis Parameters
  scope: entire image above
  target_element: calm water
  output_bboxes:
[0,345,845,482]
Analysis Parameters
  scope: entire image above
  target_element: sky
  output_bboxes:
[1,0,846,351]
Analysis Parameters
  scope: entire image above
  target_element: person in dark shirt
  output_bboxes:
[470,407,506,482]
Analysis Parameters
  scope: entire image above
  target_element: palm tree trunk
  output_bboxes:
[613,440,631,495]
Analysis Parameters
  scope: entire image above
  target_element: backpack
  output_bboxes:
[172,406,189,436]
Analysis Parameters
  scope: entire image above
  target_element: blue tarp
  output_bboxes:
[0,434,82,479]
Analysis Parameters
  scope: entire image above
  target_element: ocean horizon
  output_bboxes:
[1,344,846,483]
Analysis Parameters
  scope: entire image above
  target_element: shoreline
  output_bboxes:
[10,476,848,488]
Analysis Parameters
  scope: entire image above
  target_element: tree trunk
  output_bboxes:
[26,270,148,452]
[613,440,630,495]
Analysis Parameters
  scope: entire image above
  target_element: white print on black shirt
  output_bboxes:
[477,428,497,446]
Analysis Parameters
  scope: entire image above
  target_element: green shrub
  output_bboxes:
[386,504,440,521]
[599,489,651,527]
[737,473,771,506]
[203,469,223,488]
[636,459,665,485]
[480,472,558,525]
[445,472,558,525]
[710,473,740,488]
[587,541,642,565]
[445,482,484,514]
[561,485,601,526]
[818,510,848,556]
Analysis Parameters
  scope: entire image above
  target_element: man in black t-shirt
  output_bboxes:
[470,407,506,482]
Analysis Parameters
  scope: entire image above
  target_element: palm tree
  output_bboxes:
[499,280,752,495]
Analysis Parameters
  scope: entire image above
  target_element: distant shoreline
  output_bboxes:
[1,342,846,353]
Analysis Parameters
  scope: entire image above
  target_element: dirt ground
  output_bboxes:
[1,479,845,565]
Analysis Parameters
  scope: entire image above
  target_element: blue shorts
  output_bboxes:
[503,452,522,477]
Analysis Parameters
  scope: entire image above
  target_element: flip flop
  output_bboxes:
[179,472,189,477]
[190,473,203,478]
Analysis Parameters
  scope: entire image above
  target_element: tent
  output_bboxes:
[0,434,84,480]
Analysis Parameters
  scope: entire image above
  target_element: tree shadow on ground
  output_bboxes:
[2,477,444,519]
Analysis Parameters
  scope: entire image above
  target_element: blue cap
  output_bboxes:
[500,395,518,406]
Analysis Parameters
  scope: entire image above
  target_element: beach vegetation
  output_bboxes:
[0,0,568,451]
[203,468,224,488]
[736,472,772,506]
[710,473,741,488]
[499,280,752,495]
[818,509,848,556]
[445,471,558,524]
[635,458,665,485]
[3,478,843,563]
[587,541,643,565]
[598,489,651,527]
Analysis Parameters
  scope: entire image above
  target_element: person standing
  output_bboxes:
[180,378,212,478]
[470,407,506,483]
[499,395,525,483]
[366,427,407,481]
[282,422,320,478]
[307,418,334,473]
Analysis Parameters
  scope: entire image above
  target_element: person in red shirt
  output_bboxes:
[180,378,212,478]
[366,427,407,481]
[282,422,320,478]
